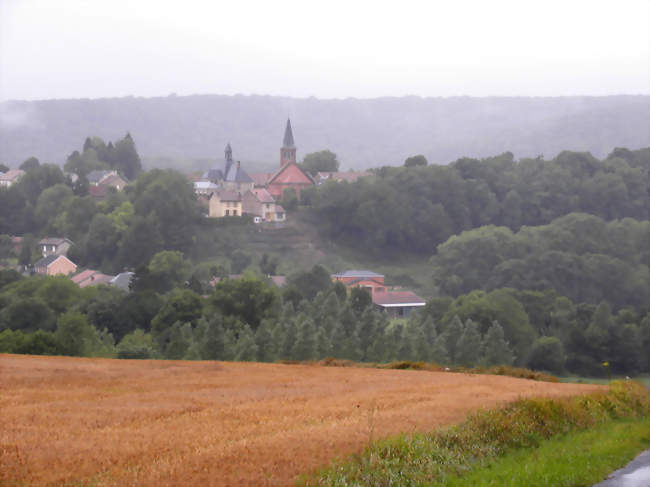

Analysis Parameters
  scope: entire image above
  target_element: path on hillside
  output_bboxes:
[0,355,603,486]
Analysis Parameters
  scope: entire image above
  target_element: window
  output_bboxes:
[225,210,230,216]
[265,203,270,209]
[233,209,238,216]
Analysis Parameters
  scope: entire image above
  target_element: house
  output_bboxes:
[110,272,134,291]
[208,190,243,217]
[70,268,113,287]
[315,171,371,184]
[0,169,25,188]
[34,254,77,276]
[242,188,286,222]
[331,270,387,295]
[371,290,426,318]
[264,119,315,200]
[86,170,128,201]
[87,170,127,189]
[38,237,73,257]
[332,269,426,318]
[194,181,219,196]
[202,144,254,193]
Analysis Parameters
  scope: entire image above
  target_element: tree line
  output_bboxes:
[1,263,648,375]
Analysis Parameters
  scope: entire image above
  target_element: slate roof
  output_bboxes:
[282,118,295,148]
[87,170,113,184]
[332,270,385,279]
[225,164,253,183]
[203,168,224,181]
[39,237,73,247]
[372,290,426,307]
[110,272,134,290]
[34,254,62,268]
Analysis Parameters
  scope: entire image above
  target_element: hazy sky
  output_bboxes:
[1,0,648,101]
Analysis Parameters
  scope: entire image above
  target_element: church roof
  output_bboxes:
[225,164,253,183]
[282,118,295,148]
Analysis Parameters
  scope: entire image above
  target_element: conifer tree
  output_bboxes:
[165,322,192,360]
[199,315,226,360]
[315,327,332,359]
[430,333,450,365]
[255,319,275,362]
[291,318,317,361]
[483,320,515,366]
[443,315,464,364]
[456,319,483,367]
[233,325,258,361]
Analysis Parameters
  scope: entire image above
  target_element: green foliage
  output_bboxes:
[209,275,279,331]
[19,156,40,171]
[404,154,428,167]
[483,321,515,366]
[302,149,340,175]
[55,311,108,357]
[116,329,159,359]
[527,336,566,374]
[282,187,298,210]
[303,381,650,486]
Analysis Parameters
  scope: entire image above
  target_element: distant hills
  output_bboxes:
[1,94,648,171]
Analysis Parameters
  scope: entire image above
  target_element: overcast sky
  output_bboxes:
[1,0,648,101]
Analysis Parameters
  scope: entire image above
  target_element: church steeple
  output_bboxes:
[280,119,296,166]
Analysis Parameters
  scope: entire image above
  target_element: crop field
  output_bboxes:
[0,354,603,486]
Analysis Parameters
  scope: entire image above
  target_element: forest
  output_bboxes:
[0,138,648,376]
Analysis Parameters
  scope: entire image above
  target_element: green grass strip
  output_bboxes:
[300,381,650,486]
[438,418,650,487]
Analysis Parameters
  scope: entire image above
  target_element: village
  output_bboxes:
[0,119,425,319]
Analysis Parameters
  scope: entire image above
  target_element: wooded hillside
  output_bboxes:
[1,94,648,169]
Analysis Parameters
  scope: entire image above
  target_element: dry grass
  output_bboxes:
[0,354,603,486]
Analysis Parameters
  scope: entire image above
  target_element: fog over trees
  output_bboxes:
[1,94,648,169]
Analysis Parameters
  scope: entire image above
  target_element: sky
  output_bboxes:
[0,0,649,101]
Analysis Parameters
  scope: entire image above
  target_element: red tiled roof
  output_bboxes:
[78,273,114,288]
[372,290,426,307]
[71,269,99,284]
[249,173,271,186]
[267,162,314,185]
[252,188,275,203]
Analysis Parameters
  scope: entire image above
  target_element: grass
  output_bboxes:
[300,380,650,486]
[560,374,650,388]
[437,418,650,487]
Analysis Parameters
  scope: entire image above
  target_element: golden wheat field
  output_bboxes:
[0,354,603,486]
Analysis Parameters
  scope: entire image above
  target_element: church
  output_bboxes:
[199,119,314,220]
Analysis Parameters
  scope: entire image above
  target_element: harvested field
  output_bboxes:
[0,354,604,486]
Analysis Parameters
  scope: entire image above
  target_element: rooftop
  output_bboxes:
[372,290,426,307]
[332,270,385,279]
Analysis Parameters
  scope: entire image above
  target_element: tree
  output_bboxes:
[19,157,40,171]
[259,253,278,275]
[287,265,332,302]
[0,163,9,173]
[483,321,515,366]
[151,289,203,347]
[55,311,104,356]
[148,250,192,292]
[233,324,259,361]
[349,287,372,317]
[527,336,565,374]
[302,150,339,175]
[0,297,55,332]
[230,250,252,274]
[455,319,483,367]
[85,214,119,267]
[113,133,142,180]
[404,155,428,167]
[116,329,159,359]
[282,187,298,210]
[442,315,464,364]
[209,275,280,331]
[291,318,317,361]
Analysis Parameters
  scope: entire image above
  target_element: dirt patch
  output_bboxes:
[0,354,603,486]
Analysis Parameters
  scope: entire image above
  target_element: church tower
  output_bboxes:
[280,118,296,167]
[224,142,234,177]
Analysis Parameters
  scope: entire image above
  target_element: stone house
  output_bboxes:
[208,190,243,217]
[242,188,286,222]
[38,237,73,257]
[34,254,77,276]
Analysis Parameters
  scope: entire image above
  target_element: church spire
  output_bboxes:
[282,118,295,148]
[280,119,297,166]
